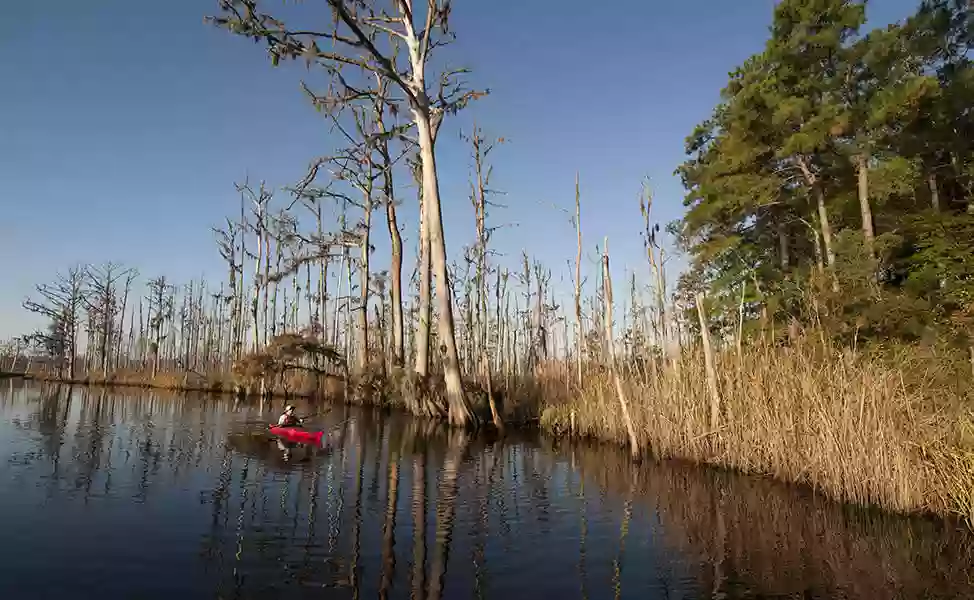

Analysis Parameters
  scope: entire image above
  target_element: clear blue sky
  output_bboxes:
[0,0,920,340]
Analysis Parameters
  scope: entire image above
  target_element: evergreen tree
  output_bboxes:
[677,0,974,346]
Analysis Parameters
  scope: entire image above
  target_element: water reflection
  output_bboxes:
[1,381,972,599]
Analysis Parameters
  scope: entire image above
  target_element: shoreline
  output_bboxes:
[8,369,972,530]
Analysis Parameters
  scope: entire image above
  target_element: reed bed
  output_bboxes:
[539,332,974,524]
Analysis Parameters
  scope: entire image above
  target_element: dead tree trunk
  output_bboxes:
[209,0,484,424]
[236,196,247,360]
[695,293,722,432]
[414,160,432,378]
[417,112,473,425]
[469,125,503,429]
[574,173,584,386]
[376,90,405,368]
[116,270,136,370]
[357,183,373,373]
[602,239,639,459]
[262,219,272,348]
[641,183,679,366]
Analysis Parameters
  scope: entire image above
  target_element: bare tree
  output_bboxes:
[464,124,504,426]
[300,84,414,372]
[640,182,680,366]
[84,262,133,379]
[146,275,175,377]
[573,174,584,385]
[375,77,407,367]
[210,0,486,425]
[23,266,87,378]
[115,269,138,371]
[213,218,243,364]
[235,180,272,353]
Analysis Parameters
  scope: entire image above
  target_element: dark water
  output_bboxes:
[1,380,973,599]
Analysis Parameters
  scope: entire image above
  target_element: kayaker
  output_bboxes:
[277,405,303,427]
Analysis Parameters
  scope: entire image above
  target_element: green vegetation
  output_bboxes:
[2,0,973,526]
[676,0,974,347]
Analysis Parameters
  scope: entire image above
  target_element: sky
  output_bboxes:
[0,0,922,340]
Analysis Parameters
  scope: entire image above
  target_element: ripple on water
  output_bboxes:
[1,382,973,599]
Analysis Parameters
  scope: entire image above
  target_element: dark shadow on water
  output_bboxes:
[1,382,972,599]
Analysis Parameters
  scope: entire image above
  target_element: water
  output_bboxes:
[1,380,972,599]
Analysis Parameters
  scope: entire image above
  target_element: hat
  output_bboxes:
[285,405,296,412]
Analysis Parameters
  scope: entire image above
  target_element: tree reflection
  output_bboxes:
[2,383,974,600]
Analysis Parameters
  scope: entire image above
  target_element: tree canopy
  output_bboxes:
[676,0,974,345]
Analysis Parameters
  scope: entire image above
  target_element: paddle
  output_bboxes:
[295,408,337,425]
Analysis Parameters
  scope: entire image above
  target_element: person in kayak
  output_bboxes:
[277,405,303,427]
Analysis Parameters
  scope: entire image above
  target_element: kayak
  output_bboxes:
[269,426,324,446]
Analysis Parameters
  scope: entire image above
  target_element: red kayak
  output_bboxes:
[269,426,324,446]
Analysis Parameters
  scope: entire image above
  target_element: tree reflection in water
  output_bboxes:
[0,382,972,600]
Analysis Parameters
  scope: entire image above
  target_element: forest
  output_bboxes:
[1,0,972,526]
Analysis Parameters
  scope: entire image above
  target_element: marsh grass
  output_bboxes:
[539,331,974,524]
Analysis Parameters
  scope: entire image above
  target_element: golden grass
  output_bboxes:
[538,333,974,525]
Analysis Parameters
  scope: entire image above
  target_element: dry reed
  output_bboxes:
[540,331,974,525]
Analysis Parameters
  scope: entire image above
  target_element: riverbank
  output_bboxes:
[16,333,974,528]
[539,334,974,527]
[18,365,539,425]
[21,369,343,397]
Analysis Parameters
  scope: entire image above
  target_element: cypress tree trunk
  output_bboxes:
[262,226,271,348]
[414,172,432,377]
[252,203,263,352]
[357,189,372,373]
[377,108,405,368]
[272,238,283,339]
[414,111,474,426]
[574,174,584,386]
